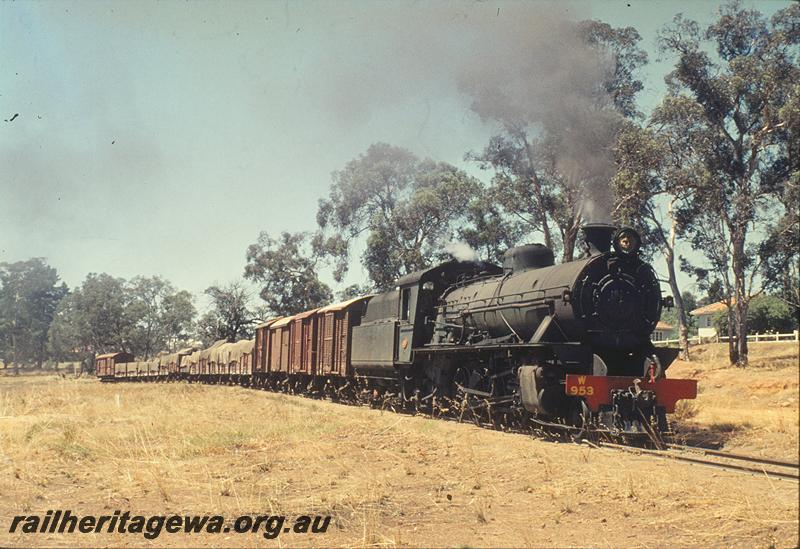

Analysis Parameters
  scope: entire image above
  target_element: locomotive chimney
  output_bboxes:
[582,223,616,256]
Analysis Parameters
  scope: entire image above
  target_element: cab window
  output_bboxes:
[401,288,411,320]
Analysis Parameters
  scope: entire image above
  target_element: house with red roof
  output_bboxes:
[689,301,730,339]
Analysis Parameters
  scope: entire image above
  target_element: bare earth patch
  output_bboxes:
[0,343,797,548]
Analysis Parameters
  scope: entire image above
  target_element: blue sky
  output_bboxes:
[0,0,789,306]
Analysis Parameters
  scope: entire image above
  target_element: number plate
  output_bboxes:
[564,374,697,412]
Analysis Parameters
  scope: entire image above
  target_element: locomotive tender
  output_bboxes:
[99,224,697,435]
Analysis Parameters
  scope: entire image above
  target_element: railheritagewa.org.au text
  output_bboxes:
[8,510,331,540]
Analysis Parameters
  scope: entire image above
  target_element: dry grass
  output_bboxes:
[0,345,797,548]
[669,341,799,460]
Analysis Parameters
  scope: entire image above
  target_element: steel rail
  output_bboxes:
[591,441,800,481]
[664,443,800,470]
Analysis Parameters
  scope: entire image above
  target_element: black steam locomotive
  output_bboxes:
[99,224,697,435]
[361,223,696,433]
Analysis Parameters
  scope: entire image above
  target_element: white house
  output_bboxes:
[689,301,729,339]
[652,321,675,341]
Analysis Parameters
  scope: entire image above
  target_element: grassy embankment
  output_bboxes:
[0,342,797,547]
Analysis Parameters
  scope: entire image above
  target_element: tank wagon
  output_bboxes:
[98,225,697,435]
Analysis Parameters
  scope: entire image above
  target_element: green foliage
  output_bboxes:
[748,295,797,333]
[197,282,253,346]
[336,284,373,302]
[47,291,84,363]
[457,189,527,264]
[577,20,649,119]
[611,94,703,359]
[244,231,333,316]
[315,143,482,290]
[655,1,799,365]
[759,82,799,318]
[681,291,699,317]
[127,276,196,358]
[47,273,131,362]
[714,295,797,334]
[466,132,570,258]
[47,273,196,363]
[161,290,197,349]
[0,258,68,369]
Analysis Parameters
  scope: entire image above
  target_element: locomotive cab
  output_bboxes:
[350,260,501,373]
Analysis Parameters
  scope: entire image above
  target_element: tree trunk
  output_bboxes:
[11,331,19,376]
[530,177,554,251]
[664,201,690,360]
[731,235,749,367]
[726,303,738,365]
[561,220,580,263]
[735,296,749,367]
[521,135,554,250]
[666,257,690,361]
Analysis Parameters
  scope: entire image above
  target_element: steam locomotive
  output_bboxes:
[97,224,697,435]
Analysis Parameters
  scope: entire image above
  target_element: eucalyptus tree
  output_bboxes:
[0,258,68,371]
[315,143,481,290]
[244,231,333,316]
[653,1,799,366]
[198,282,254,345]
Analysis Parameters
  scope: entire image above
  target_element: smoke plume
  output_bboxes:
[321,2,623,222]
[457,9,622,222]
[443,241,479,263]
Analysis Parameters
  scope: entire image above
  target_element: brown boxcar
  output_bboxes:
[290,309,319,375]
[316,296,372,376]
[269,316,293,373]
[95,352,134,379]
[254,318,282,375]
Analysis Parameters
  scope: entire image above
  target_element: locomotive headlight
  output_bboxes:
[613,227,641,256]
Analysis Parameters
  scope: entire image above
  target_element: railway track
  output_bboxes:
[448,407,800,482]
[404,392,799,481]
[269,383,799,482]
[435,393,800,481]
[584,440,800,481]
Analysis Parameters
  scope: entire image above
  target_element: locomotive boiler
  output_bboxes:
[434,224,664,372]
